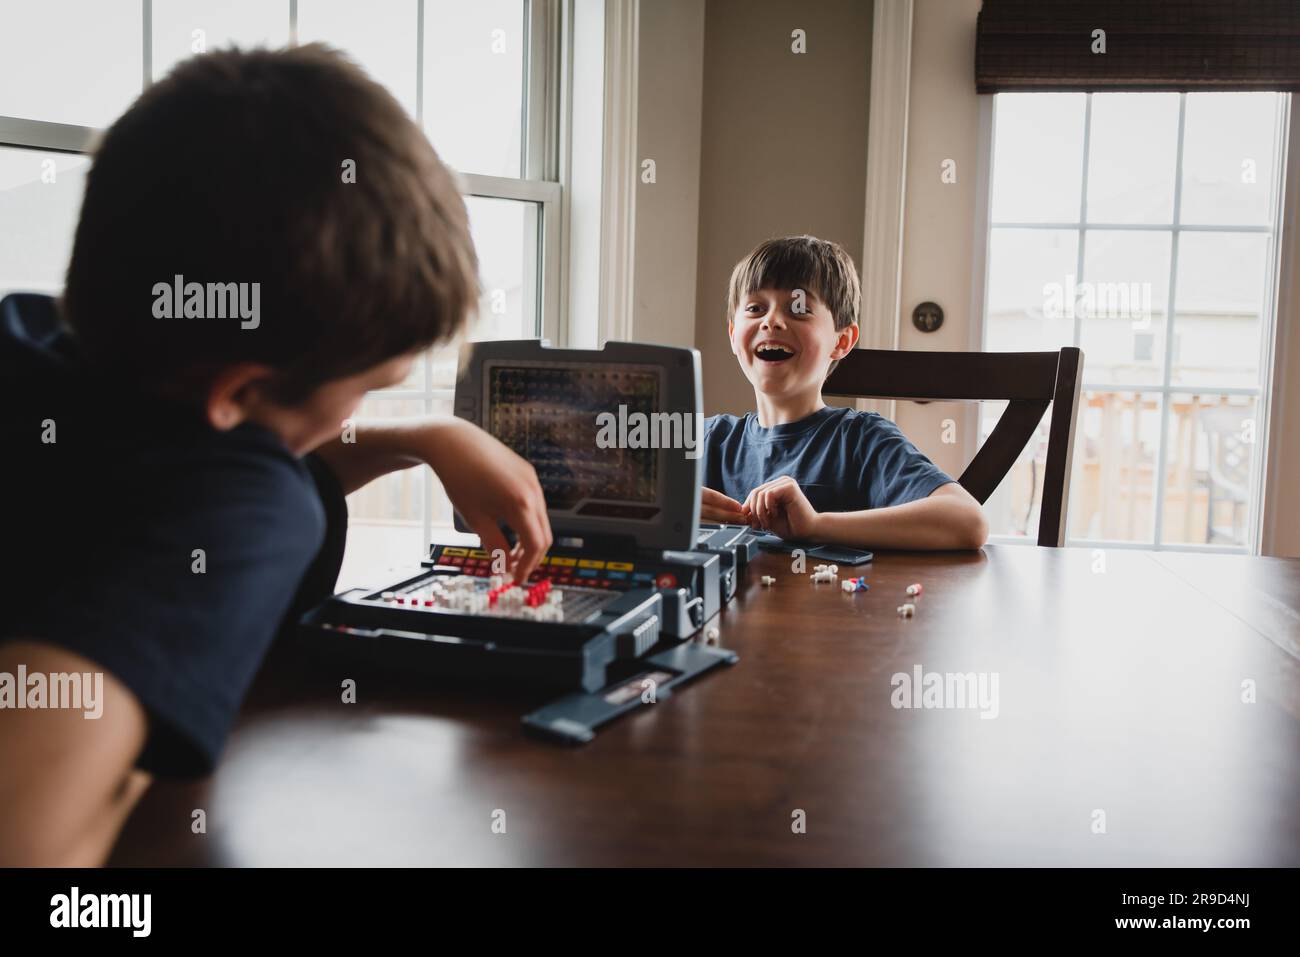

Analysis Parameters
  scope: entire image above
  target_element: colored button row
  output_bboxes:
[436,548,636,573]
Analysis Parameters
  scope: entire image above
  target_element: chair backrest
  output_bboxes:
[823,347,1084,546]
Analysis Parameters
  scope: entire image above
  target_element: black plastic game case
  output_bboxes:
[296,567,739,744]
[298,569,669,693]
[425,540,723,640]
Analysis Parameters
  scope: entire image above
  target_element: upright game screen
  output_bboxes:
[486,363,664,521]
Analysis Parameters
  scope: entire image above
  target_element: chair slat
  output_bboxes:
[958,399,1049,504]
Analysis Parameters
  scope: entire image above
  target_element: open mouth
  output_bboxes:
[754,342,796,363]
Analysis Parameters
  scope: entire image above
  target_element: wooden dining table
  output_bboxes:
[108,544,1300,867]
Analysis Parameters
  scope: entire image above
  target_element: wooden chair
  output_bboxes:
[823,347,1084,546]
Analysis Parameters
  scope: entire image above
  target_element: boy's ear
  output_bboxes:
[832,323,860,358]
[727,320,738,356]
[204,362,282,431]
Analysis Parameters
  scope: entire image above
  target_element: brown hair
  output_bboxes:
[726,235,861,375]
[63,44,478,402]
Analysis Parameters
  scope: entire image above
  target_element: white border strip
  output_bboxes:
[596,0,637,344]
[859,0,913,355]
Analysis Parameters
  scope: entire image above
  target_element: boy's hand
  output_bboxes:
[742,475,821,541]
[422,418,553,583]
[701,486,747,524]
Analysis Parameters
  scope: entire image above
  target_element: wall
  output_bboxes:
[691,0,873,415]
[630,0,707,349]
[894,0,984,476]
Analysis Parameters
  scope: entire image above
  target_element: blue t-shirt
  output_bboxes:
[1,294,348,778]
[703,405,953,514]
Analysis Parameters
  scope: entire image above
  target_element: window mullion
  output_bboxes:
[989,222,1271,233]
[1072,93,1092,353]
[1063,93,1092,546]
[1152,93,1189,547]
[142,0,153,88]
[415,0,424,128]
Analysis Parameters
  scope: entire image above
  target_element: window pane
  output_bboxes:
[1180,92,1281,226]
[430,469,457,529]
[468,195,538,336]
[1070,391,1163,543]
[979,401,1052,541]
[298,0,418,117]
[338,396,428,588]
[1086,93,1178,224]
[152,0,290,81]
[1172,232,1269,389]
[0,0,142,127]
[429,194,539,385]
[0,147,90,298]
[985,229,1078,352]
[990,93,1086,223]
[423,0,525,177]
[1078,230,1171,386]
[1160,394,1258,547]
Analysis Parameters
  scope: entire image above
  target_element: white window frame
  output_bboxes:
[0,0,571,550]
[975,90,1292,554]
[0,0,565,331]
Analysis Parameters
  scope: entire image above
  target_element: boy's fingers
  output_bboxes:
[511,499,552,584]
[702,505,744,523]
[702,487,743,509]
[468,512,511,564]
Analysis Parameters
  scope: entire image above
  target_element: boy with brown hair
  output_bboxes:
[0,45,552,864]
[699,235,988,550]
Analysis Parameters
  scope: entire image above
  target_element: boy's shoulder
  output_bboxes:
[703,411,751,442]
[828,406,907,437]
[3,293,324,552]
[704,411,750,429]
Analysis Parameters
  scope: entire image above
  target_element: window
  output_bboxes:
[0,1,566,581]
[304,0,561,582]
[980,92,1288,552]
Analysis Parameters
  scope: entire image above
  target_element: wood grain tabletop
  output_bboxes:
[109,544,1300,866]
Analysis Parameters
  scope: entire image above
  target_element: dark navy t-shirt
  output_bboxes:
[1,294,347,778]
[703,405,953,514]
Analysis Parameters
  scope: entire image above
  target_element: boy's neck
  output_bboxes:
[755,391,826,428]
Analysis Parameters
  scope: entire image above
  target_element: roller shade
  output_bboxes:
[976,0,1300,93]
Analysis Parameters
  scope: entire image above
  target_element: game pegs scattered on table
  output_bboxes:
[810,564,839,584]
[897,582,923,618]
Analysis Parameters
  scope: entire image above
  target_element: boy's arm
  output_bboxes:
[0,641,152,866]
[744,478,988,551]
[311,416,552,582]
